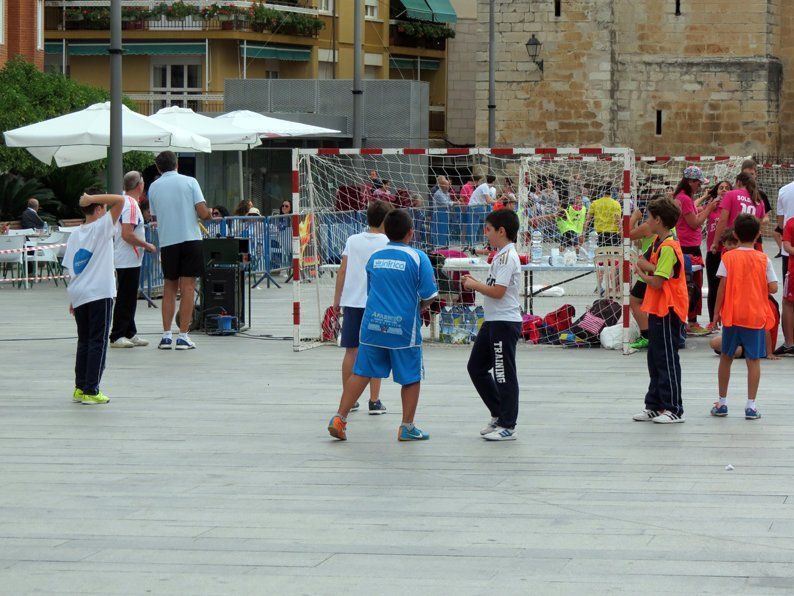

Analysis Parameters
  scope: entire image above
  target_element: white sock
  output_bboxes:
[719,397,727,406]
[162,331,172,339]
[179,332,189,340]
[746,399,756,411]
[402,422,415,431]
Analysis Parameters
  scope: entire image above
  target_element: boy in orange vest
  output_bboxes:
[632,198,689,423]
[710,214,778,420]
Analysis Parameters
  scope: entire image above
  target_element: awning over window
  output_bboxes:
[424,0,457,23]
[394,0,434,21]
[240,44,311,62]
[45,42,206,56]
[389,57,441,71]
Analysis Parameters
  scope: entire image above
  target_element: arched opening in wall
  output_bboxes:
[554,0,561,18]
[675,1,681,16]
[656,110,663,136]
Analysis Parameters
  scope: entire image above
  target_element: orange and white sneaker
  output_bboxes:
[327,415,347,441]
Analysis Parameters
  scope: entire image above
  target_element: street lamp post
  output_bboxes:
[109,0,122,194]
[487,0,495,147]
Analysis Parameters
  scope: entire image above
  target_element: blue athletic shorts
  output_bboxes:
[340,307,365,348]
[722,325,766,360]
[353,344,423,386]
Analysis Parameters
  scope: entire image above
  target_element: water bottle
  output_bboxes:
[531,229,543,264]
[585,231,598,264]
[563,247,576,266]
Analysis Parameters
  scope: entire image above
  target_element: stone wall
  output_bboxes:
[475,0,790,155]
[446,16,478,145]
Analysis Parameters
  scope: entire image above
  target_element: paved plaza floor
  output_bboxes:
[2,281,794,594]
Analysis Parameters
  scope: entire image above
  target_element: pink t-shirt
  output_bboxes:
[705,201,723,249]
[674,191,702,248]
[721,189,766,228]
[460,182,474,205]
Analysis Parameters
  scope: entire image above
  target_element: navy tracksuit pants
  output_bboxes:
[645,311,684,417]
[74,298,113,395]
[467,321,522,429]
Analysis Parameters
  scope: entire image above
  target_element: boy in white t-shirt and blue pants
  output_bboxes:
[463,209,523,441]
[62,191,125,405]
[333,200,393,414]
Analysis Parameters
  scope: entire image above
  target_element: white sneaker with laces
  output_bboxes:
[652,411,685,424]
[632,409,659,422]
[483,427,516,441]
[110,337,134,349]
[129,335,149,347]
[480,417,499,436]
[175,335,196,350]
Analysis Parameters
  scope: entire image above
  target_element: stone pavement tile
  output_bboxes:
[83,548,331,568]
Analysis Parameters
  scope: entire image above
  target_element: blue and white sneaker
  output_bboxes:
[398,424,429,441]
[483,427,516,441]
[175,336,196,350]
[710,403,728,417]
[157,337,173,350]
[745,407,762,420]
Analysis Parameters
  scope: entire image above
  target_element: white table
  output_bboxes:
[443,258,595,313]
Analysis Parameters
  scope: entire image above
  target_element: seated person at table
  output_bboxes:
[20,198,45,230]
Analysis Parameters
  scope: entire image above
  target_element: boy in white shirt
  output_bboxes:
[62,190,125,405]
[462,209,523,441]
[333,200,394,414]
[469,175,497,206]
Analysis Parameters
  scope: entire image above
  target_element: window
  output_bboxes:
[36,0,44,50]
[675,1,681,15]
[656,110,663,135]
[318,61,334,80]
[320,0,334,13]
[364,0,378,19]
[151,58,203,112]
[554,0,561,17]
[364,65,379,79]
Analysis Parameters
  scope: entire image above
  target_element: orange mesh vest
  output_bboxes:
[720,249,769,329]
[641,236,688,322]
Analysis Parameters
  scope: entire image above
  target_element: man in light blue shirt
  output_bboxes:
[147,151,212,351]
[327,209,438,443]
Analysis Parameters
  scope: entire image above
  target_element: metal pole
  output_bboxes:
[109,0,123,194]
[242,40,247,79]
[488,0,496,147]
[352,0,363,147]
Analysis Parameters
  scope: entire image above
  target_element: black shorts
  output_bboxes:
[340,306,364,348]
[160,240,204,281]
[561,230,579,248]
[630,280,647,300]
[598,233,621,247]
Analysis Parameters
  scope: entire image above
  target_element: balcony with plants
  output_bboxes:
[389,20,455,51]
[50,1,323,37]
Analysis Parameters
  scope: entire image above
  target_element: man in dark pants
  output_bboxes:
[110,171,156,348]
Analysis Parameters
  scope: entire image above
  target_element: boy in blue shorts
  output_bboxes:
[328,209,438,441]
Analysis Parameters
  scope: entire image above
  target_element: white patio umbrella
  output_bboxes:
[213,111,340,205]
[149,106,261,151]
[214,110,340,138]
[3,102,211,168]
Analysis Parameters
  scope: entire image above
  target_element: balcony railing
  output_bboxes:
[125,92,224,116]
[46,1,322,35]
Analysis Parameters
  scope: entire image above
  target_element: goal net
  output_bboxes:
[291,147,641,352]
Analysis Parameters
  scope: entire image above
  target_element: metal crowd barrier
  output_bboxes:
[139,215,295,297]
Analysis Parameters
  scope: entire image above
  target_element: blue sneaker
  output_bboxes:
[175,336,196,350]
[157,337,173,350]
[398,424,429,441]
[745,408,762,420]
[710,403,728,417]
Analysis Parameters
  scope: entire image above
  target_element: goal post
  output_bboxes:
[290,147,639,352]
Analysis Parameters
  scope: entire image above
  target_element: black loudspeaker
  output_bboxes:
[202,237,249,266]
[201,265,245,328]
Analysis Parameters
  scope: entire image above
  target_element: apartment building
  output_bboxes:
[0,0,46,70]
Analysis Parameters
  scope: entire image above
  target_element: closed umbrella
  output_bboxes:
[3,102,211,167]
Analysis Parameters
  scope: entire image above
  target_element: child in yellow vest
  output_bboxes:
[632,198,689,424]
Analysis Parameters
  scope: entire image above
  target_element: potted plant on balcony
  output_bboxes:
[82,7,111,30]
[394,21,455,49]
[249,3,281,33]
[202,4,245,30]
[150,1,203,31]
[121,7,151,30]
